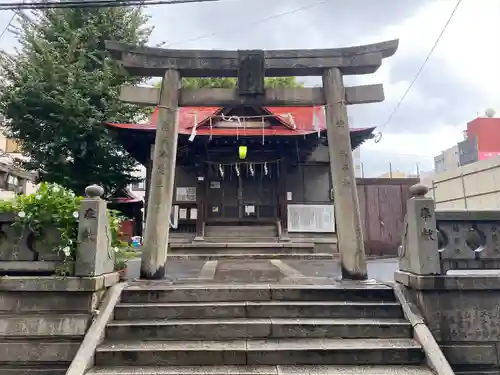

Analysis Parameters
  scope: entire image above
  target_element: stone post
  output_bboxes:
[141,69,180,279]
[75,185,115,277]
[322,67,367,280]
[398,183,440,275]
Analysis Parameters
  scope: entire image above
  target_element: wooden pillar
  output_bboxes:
[140,69,180,279]
[278,160,289,238]
[323,67,367,280]
[195,166,206,240]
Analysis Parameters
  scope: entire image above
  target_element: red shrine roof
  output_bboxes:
[109,187,143,204]
[105,106,375,138]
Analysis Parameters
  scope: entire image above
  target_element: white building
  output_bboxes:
[128,164,147,201]
[434,145,460,174]
[0,132,37,199]
[353,148,362,178]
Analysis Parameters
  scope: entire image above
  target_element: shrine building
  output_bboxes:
[106,103,374,245]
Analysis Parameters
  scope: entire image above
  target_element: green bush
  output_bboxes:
[0,182,130,274]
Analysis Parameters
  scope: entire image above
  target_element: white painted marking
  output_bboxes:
[198,260,218,280]
[270,259,304,278]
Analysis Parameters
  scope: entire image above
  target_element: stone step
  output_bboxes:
[167,242,322,259]
[206,224,277,230]
[288,236,338,244]
[121,284,396,304]
[205,226,278,238]
[169,242,315,249]
[95,338,424,366]
[114,301,404,320]
[203,238,281,243]
[0,339,79,363]
[203,235,279,241]
[87,365,435,375]
[0,292,98,313]
[166,253,334,260]
[0,313,90,337]
[105,318,412,341]
[0,365,67,375]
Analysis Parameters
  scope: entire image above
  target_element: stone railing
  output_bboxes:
[396,184,500,374]
[0,212,65,275]
[0,185,115,277]
[398,183,500,275]
[437,210,500,273]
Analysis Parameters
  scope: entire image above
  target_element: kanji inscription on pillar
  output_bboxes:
[84,208,96,219]
[75,190,114,276]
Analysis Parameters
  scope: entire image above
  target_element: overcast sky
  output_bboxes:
[145,0,500,176]
[0,0,498,177]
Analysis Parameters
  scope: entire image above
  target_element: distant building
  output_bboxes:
[427,114,500,200]
[434,145,459,174]
[457,136,479,166]
[0,132,36,199]
[0,136,21,155]
[128,164,146,201]
[462,117,500,163]
[353,148,362,178]
[435,115,500,173]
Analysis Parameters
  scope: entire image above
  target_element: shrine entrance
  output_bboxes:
[205,162,278,224]
[106,38,399,279]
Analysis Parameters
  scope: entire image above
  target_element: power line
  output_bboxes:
[0,0,218,10]
[374,0,462,143]
[0,0,219,10]
[158,0,332,48]
[0,11,15,42]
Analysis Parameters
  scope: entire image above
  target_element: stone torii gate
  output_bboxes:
[106,39,399,280]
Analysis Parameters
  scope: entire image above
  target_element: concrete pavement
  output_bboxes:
[125,257,399,283]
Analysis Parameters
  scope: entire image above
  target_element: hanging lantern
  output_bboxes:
[238,145,247,160]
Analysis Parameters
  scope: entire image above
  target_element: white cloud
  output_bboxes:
[0,0,496,177]
[374,0,500,117]
[351,0,499,175]
[364,124,465,157]
[358,125,464,177]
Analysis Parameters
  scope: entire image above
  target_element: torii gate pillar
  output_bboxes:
[140,69,180,279]
[323,68,367,280]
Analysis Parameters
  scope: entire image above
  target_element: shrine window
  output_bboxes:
[131,179,146,191]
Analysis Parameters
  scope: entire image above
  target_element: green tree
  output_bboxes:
[0,8,151,195]
[154,76,304,89]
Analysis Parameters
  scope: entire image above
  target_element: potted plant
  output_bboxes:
[114,246,135,280]
[109,210,134,280]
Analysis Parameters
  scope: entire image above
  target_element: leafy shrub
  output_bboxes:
[0,182,131,274]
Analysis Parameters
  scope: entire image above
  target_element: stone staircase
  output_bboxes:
[0,278,107,375]
[86,283,435,374]
[169,225,335,260]
[205,225,279,242]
